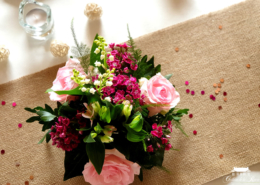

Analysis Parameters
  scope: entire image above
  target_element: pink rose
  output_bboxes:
[49,58,86,102]
[141,73,180,117]
[83,149,140,185]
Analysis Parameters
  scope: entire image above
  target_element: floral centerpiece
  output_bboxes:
[25,22,189,185]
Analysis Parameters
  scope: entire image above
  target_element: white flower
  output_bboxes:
[109,77,113,81]
[79,75,86,79]
[94,80,101,86]
[104,97,111,102]
[81,87,87,92]
[85,79,91,84]
[103,73,108,77]
[109,55,114,61]
[99,74,103,79]
[90,88,96,94]
[94,48,100,54]
[80,80,86,85]
[100,55,105,60]
[139,77,148,87]
[94,67,99,74]
[106,81,113,86]
[101,51,105,55]
[94,61,101,67]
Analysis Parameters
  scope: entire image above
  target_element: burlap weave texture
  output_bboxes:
[0,0,260,184]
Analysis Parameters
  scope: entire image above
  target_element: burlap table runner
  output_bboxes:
[1,0,260,184]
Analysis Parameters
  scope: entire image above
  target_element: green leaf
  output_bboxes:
[47,87,86,96]
[99,106,111,123]
[125,126,147,142]
[46,89,54,93]
[42,121,54,131]
[26,116,40,123]
[34,106,44,111]
[86,137,105,174]
[105,101,124,121]
[176,109,189,114]
[173,117,181,121]
[37,111,56,122]
[45,104,54,114]
[83,134,96,143]
[38,129,51,144]
[24,107,36,113]
[129,112,143,132]
[164,74,173,80]
[90,34,105,73]
[64,142,89,181]
[76,127,92,131]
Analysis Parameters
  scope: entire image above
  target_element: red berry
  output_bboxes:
[193,130,197,135]
[189,114,193,118]
[186,89,190,93]
[191,91,195,95]
[1,150,5,155]
[223,92,227,96]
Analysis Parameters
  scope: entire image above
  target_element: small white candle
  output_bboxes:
[25,8,47,27]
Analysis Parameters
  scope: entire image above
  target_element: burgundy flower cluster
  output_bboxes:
[50,116,81,151]
[147,121,173,152]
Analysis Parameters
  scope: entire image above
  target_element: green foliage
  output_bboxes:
[89,34,106,73]
[138,168,143,181]
[129,112,143,132]
[164,74,173,80]
[125,126,147,142]
[127,25,142,61]
[70,18,91,73]
[36,111,56,122]
[38,129,51,144]
[64,142,89,181]
[83,134,96,143]
[86,137,105,174]
[46,86,86,96]
[133,55,161,80]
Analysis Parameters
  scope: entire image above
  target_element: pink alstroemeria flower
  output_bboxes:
[82,103,94,126]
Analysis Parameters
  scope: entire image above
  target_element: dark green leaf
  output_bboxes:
[45,104,54,114]
[24,107,36,113]
[37,111,56,122]
[173,117,181,121]
[83,134,96,143]
[125,126,147,142]
[164,74,173,80]
[42,121,54,131]
[26,116,40,123]
[34,106,44,111]
[129,112,143,132]
[76,127,92,131]
[176,109,189,114]
[86,137,105,174]
[38,129,51,144]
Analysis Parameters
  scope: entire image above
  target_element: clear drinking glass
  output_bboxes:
[19,0,54,40]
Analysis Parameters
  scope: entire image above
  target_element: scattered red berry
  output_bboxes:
[12,102,17,107]
[193,130,197,135]
[186,89,190,93]
[1,101,5,105]
[18,123,22,128]
[223,92,227,96]
[191,91,195,95]
[218,106,222,110]
[201,91,205,95]
[189,114,193,118]
[258,104,260,108]
[185,81,189,85]
[1,150,5,155]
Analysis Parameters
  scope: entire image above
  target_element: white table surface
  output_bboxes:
[1,0,259,184]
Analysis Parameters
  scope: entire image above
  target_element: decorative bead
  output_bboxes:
[185,81,189,85]
[18,123,22,128]
[220,78,224,83]
[30,175,34,180]
[219,154,224,159]
[223,92,227,96]
[219,25,223,30]
[0,45,10,62]
[246,64,250,68]
[224,97,227,102]
[191,91,195,95]
[201,91,205,95]
[12,102,17,107]
[189,114,193,118]
[175,47,179,52]
[25,181,29,185]
[1,101,6,105]
[50,40,70,57]
[15,162,20,167]
[213,83,217,88]
[84,3,103,20]
[218,106,222,110]
[1,150,5,155]
[186,89,190,94]
[193,130,197,135]
[258,104,260,108]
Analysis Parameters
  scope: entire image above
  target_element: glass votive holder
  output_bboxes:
[19,0,54,40]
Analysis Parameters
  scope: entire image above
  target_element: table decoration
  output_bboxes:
[50,40,70,57]
[0,45,10,62]
[84,3,103,20]
[25,22,189,185]
[1,0,260,184]
[19,0,54,40]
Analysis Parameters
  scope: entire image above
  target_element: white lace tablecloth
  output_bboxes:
[1,0,259,184]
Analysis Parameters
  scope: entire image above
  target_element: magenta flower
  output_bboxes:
[50,117,80,151]
[147,145,154,153]
[167,121,173,132]
[165,143,172,151]
[152,123,157,130]
[161,138,168,145]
